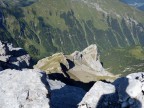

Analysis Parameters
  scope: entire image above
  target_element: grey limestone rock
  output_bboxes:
[0,69,50,108]
[78,72,144,108]
[78,81,116,108]
[0,41,32,70]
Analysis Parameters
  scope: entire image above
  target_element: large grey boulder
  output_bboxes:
[78,81,116,108]
[126,72,144,108]
[0,41,32,70]
[0,69,50,108]
[78,72,144,108]
[0,68,87,108]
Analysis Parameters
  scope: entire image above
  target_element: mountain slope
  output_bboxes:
[120,0,144,11]
[0,0,144,74]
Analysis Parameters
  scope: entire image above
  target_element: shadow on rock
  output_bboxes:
[10,49,28,57]
[96,77,142,108]
[66,59,75,69]
[60,63,70,79]
[48,73,95,91]
[50,85,86,108]
[41,73,89,108]
[40,72,51,99]
[59,59,75,78]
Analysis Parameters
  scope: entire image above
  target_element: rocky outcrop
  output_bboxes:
[1,41,144,108]
[0,69,50,108]
[0,68,87,108]
[78,81,116,108]
[0,41,32,70]
[35,53,69,76]
[35,44,117,83]
[78,72,144,108]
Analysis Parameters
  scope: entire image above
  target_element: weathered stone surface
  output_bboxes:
[78,81,115,108]
[126,72,144,108]
[0,41,9,56]
[34,53,69,76]
[0,41,32,70]
[78,72,144,108]
[0,69,50,108]
[35,44,117,83]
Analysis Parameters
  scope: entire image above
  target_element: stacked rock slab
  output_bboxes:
[78,72,144,108]
[0,69,50,108]
[35,44,117,83]
[0,41,31,70]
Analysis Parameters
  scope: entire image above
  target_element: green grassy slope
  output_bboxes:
[101,46,144,75]
[0,0,144,74]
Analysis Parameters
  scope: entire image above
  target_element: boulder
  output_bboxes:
[0,41,9,56]
[78,81,116,108]
[34,44,117,83]
[0,69,50,108]
[0,41,32,70]
[78,72,144,108]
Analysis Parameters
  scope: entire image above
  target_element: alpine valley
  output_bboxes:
[0,0,144,75]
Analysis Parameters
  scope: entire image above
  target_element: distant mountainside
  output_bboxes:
[120,0,144,11]
[0,0,38,7]
[0,0,144,74]
[139,5,144,10]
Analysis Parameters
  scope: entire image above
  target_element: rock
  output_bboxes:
[48,79,65,90]
[0,69,50,108]
[0,41,32,70]
[78,72,144,108]
[0,56,10,62]
[78,81,115,108]
[0,41,9,56]
[34,44,118,83]
[126,79,142,98]
[48,79,86,108]
[126,72,144,108]
[34,53,69,76]
[114,77,131,102]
